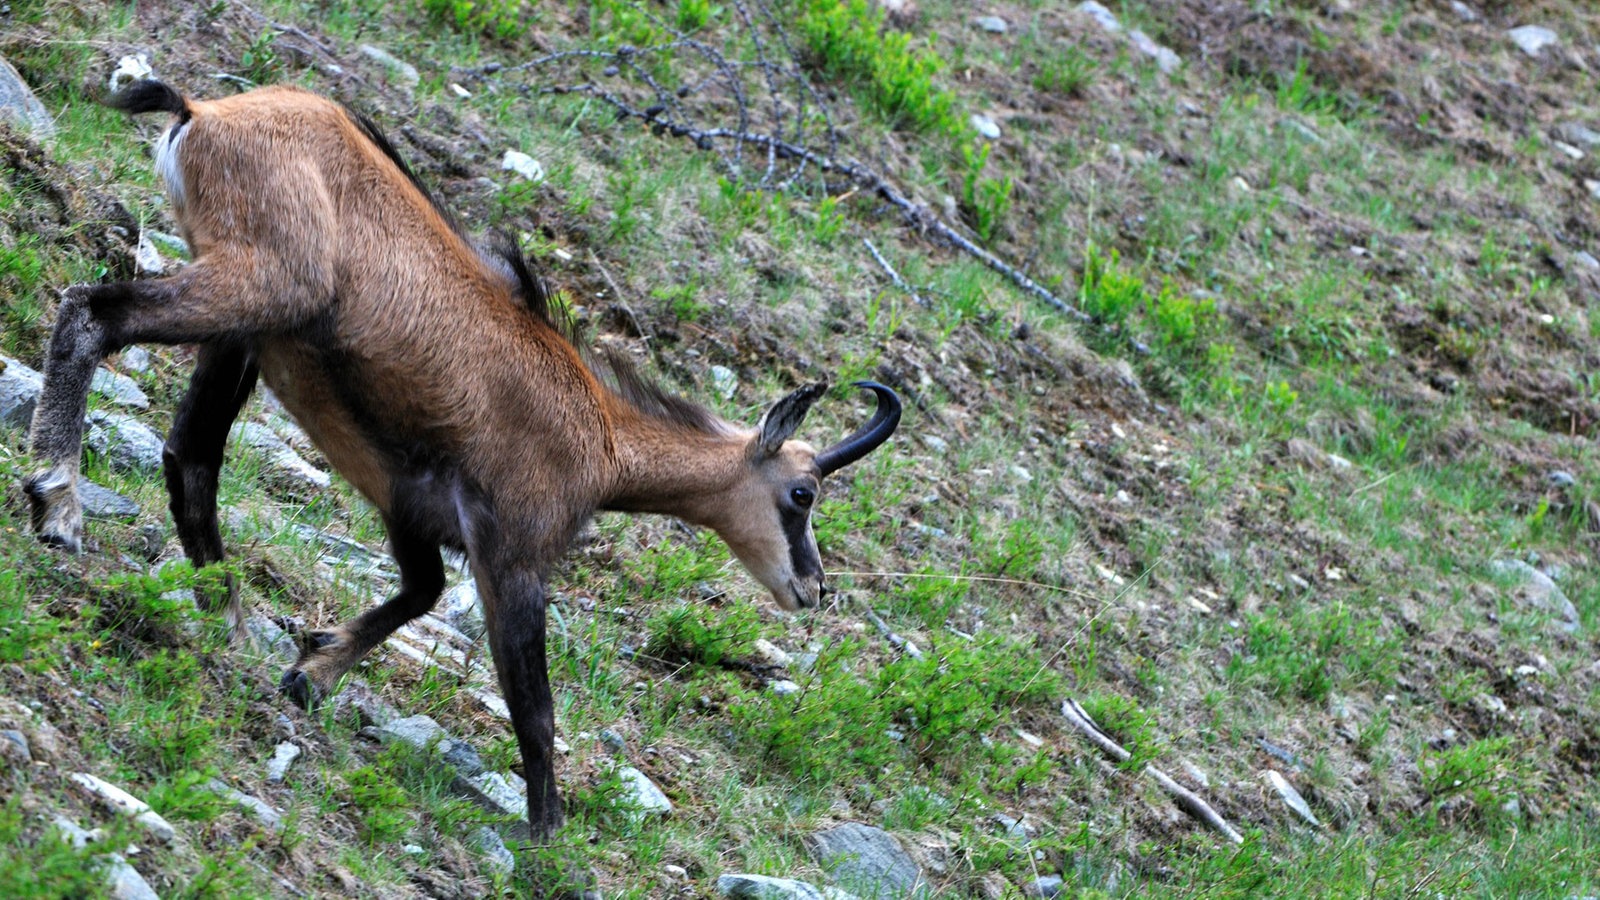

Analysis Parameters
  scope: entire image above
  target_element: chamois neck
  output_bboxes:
[603,412,751,524]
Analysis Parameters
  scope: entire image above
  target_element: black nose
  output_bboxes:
[818,580,833,599]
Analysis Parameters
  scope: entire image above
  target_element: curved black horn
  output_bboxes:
[815,381,902,477]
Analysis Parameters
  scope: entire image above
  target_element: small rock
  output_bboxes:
[972,16,1008,34]
[144,231,190,260]
[922,434,949,453]
[617,765,672,815]
[103,856,160,900]
[805,823,921,900]
[970,114,1001,139]
[769,679,802,696]
[377,714,449,752]
[1490,559,1581,632]
[1278,117,1324,145]
[329,680,402,727]
[599,728,627,753]
[53,816,102,849]
[359,44,420,89]
[501,149,545,182]
[1027,875,1064,898]
[1556,122,1600,148]
[0,354,43,429]
[0,729,30,762]
[1077,1,1121,32]
[437,579,486,641]
[266,742,301,783]
[1575,251,1600,270]
[716,873,829,899]
[663,863,689,880]
[231,422,331,490]
[69,772,179,844]
[203,778,283,831]
[709,365,738,400]
[108,54,152,93]
[1263,770,1321,827]
[993,814,1033,841]
[119,346,153,374]
[1450,1,1479,23]
[441,738,486,776]
[1507,25,1559,58]
[0,55,56,136]
[86,411,164,473]
[134,230,164,275]
[1548,470,1577,488]
[455,771,526,819]
[450,82,472,98]
[470,826,515,875]
[92,368,150,409]
[1129,30,1181,73]
[753,639,791,667]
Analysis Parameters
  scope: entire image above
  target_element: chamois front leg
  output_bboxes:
[25,287,112,550]
[477,564,565,841]
[281,526,446,709]
[164,342,260,636]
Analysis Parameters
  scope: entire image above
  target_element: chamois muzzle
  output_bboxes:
[815,381,902,477]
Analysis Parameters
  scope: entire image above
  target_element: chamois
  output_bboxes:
[23,80,900,849]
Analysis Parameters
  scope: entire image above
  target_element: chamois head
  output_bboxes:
[713,381,901,611]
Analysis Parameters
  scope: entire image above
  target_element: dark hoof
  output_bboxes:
[23,470,83,553]
[280,669,320,710]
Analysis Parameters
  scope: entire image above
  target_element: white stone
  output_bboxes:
[359,44,420,88]
[709,365,738,400]
[970,114,1001,139]
[134,230,164,275]
[1264,770,1321,827]
[1507,25,1559,57]
[973,16,1007,34]
[1129,30,1181,73]
[450,82,472,98]
[69,773,179,844]
[1077,1,1121,32]
[753,638,790,667]
[769,679,802,696]
[501,149,545,182]
[616,765,672,815]
[109,54,153,93]
[266,741,301,783]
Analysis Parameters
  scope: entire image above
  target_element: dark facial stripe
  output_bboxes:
[780,506,820,579]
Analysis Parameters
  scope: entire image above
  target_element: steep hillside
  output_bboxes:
[1,0,1598,897]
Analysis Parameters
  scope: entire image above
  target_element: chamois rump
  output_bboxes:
[23,80,900,845]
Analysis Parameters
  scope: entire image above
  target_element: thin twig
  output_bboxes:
[863,238,927,307]
[1061,698,1245,845]
[863,608,924,659]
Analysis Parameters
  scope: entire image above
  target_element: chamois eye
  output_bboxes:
[790,487,815,508]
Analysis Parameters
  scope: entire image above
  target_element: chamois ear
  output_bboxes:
[756,382,829,457]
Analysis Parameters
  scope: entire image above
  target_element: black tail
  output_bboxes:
[108,79,191,124]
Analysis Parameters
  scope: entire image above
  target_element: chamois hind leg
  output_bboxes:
[26,255,330,549]
[281,525,446,709]
[163,342,260,637]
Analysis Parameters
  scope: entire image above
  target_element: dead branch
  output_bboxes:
[1061,698,1245,845]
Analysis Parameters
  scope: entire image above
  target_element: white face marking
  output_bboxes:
[153,122,186,208]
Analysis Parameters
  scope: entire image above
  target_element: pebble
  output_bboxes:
[617,765,672,815]
[710,365,738,400]
[502,149,545,182]
[69,772,179,844]
[1264,770,1321,827]
[266,741,301,783]
[973,16,1008,34]
[359,44,420,88]
[970,114,1001,139]
[1507,25,1558,58]
[1077,1,1121,32]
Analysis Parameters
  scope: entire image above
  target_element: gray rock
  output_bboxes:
[1556,122,1600,148]
[1548,470,1577,488]
[1491,559,1581,632]
[993,814,1033,842]
[1575,251,1600,270]
[1027,876,1064,898]
[1129,29,1181,74]
[119,346,153,374]
[1278,118,1325,145]
[203,778,283,831]
[455,771,527,819]
[266,741,301,783]
[330,680,401,727]
[245,615,297,664]
[0,56,55,136]
[972,16,1008,34]
[805,823,922,899]
[359,44,420,89]
[599,728,627,753]
[710,365,739,400]
[1076,1,1121,33]
[0,729,30,761]
[145,231,190,260]
[53,816,102,848]
[716,873,828,899]
[134,230,164,275]
[0,354,43,429]
[437,579,486,641]
[501,149,545,182]
[231,422,331,490]
[69,772,179,844]
[291,524,395,576]
[441,737,486,777]
[104,856,160,900]
[92,368,150,410]
[1264,770,1321,827]
[378,714,449,752]
[87,411,164,473]
[617,765,672,815]
[470,825,515,875]
[770,679,802,696]
[969,114,1001,139]
[1508,25,1558,57]
[1450,1,1479,23]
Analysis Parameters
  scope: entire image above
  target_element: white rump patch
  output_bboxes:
[153,122,186,208]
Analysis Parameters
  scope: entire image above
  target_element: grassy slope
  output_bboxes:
[2,0,1599,896]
